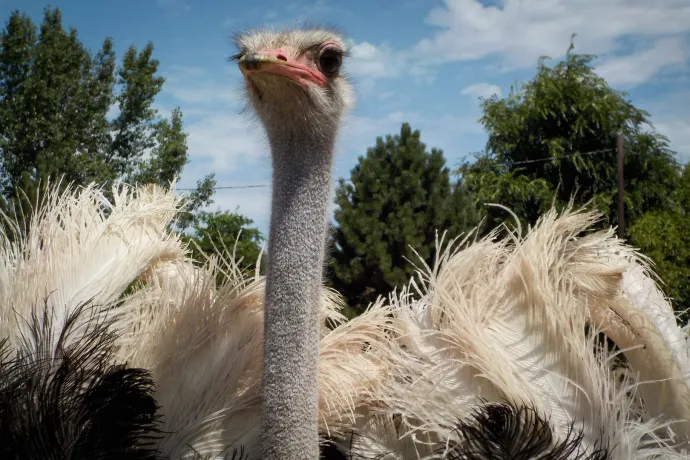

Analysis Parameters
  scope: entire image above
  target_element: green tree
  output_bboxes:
[0,7,215,230]
[329,122,481,313]
[628,165,690,321]
[183,210,265,278]
[459,38,680,235]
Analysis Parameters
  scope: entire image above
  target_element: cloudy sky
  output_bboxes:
[3,0,690,235]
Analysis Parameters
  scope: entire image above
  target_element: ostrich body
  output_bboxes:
[1,180,690,460]
[233,28,353,460]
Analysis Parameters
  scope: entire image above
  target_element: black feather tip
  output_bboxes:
[439,401,610,460]
[0,299,164,460]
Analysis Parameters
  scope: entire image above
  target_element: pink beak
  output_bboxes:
[238,49,326,88]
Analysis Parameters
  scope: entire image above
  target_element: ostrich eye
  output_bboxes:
[317,47,342,77]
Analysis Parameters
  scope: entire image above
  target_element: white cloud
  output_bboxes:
[163,65,241,106]
[346,43,438,100]
[337,110,485,173]
[184,112,269,174]
[203,184,272,237]
[461,83,502,99]
[408,64,437,85]
[159,64,272,179]
[176,106,488,236]
[338,111,423,156]
[412,0,690,78]
[337,1,690,92]
[345,39,437,84]
[346,40,440,85]
[596,38,686,87]
[347,41,404,79]
[175,110,273,232]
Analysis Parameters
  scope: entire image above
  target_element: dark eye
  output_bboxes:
[317,47,342,77]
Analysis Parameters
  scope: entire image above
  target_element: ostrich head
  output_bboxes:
[233,27,354,141]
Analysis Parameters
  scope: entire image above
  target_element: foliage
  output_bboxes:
[0,7,267,276]
[629,166,690,321]
[459,37,680,235]
[0,7,215,229]
[183,210,265,278]
[460,155,556,233]
[329,123,481,313]
[457,37,688,318]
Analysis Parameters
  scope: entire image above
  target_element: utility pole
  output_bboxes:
[617,134,625,239]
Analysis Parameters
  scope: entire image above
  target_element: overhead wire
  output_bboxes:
[176,146,688,191]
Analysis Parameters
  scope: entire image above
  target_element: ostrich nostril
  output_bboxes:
[276,54,287,61]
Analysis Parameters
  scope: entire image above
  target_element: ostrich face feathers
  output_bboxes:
[232,27,354,137]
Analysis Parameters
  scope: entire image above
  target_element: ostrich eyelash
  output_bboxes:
[313,45,350,59]
[229,52,244,62]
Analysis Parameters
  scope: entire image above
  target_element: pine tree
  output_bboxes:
[328,123,480,313]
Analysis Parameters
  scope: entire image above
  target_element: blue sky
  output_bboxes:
[2,0,689,236]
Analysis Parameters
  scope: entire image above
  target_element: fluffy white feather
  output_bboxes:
[0,181,185,357]
[2,181,689,459]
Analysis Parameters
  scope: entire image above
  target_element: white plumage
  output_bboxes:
[1,181,688,459]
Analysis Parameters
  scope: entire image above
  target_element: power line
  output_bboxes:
[176,146,689,191]
[177,184,269,191]
[508,147,689,167]
[176,178,349,191]
[509,148,613,165]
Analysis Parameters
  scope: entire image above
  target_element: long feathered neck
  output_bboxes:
[261,127,336,460]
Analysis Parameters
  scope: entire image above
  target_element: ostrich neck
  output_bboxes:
[261,129,335,460]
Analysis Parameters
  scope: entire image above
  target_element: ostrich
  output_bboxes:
[222,26,690,459]
[1,26,690,460]
[231,27,354,460]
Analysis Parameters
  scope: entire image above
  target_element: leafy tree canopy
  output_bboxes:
[459,37,680,234]
[629,165,690,321]
[0,7,267,276]
[329,122,481,313]
[0,7,215,229]
[183,210,265,280]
